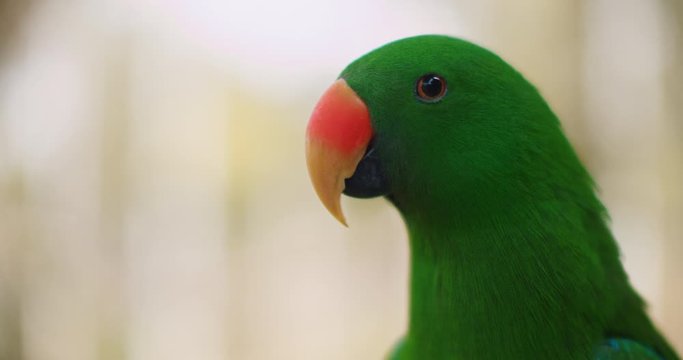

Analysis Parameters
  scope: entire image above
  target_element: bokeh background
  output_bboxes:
[0,0,682,359]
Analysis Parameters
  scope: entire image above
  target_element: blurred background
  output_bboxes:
[0,0,681,359]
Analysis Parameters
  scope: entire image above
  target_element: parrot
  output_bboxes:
[304,35,680,360]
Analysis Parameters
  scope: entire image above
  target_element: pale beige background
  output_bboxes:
[0,0,681,359]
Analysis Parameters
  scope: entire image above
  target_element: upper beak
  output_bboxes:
[305,79,373,226]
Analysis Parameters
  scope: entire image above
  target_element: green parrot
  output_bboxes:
[304,35,680,359]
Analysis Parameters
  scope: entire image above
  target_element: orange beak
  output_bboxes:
[305,79,373,226]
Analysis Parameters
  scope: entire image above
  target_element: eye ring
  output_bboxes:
[416,74,447,103]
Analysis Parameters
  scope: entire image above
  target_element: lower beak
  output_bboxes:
[305,79,373,226]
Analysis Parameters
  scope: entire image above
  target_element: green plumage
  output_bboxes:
[339,35,679,359]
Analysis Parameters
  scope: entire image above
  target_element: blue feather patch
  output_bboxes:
[594,338,664,360]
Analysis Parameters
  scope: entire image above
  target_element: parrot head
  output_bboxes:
[306,35,591,225]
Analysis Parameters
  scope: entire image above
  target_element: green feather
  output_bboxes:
[339,35,679,359]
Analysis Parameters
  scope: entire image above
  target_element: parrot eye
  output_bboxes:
[416,74,447,102]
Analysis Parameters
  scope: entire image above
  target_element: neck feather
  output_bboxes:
[400,200,608,359]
